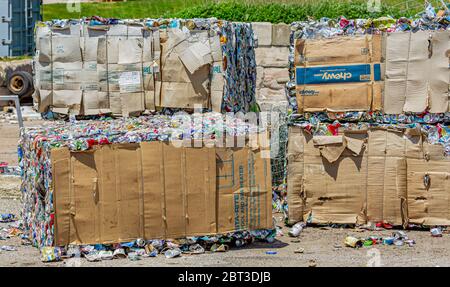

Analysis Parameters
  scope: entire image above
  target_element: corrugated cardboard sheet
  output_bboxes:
[384,31,449,114]
[287,126,450,226]
[51,142,272,245]
[295,35,383,112]
[34,24,224,116]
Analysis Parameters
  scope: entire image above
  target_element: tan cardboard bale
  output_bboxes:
[287,127,368,225]
[384,32,409,114]
[304,134,367,224]
[295,35,383,113]
[52,62,83,91]
[53,143,271,245]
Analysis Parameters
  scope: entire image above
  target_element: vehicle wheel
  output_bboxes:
[7,71,34,98]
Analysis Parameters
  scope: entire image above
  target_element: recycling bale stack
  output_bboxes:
[21,18,274,254]
[33,18,257,117]
[285,4,450,227]
[20,113,273,248]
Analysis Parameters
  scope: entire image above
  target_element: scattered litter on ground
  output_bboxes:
[344,231,416,248]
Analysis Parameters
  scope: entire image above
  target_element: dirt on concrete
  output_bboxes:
[0,195,449,267]
[0,176,21,199]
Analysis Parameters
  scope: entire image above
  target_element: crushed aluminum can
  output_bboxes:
[344,236,363,248]
[383,237,395,245]
[431,227,443,237]
[164,248,182,258]
[41,246,62,262]
[135,238,146,248]
[113,248,127,259]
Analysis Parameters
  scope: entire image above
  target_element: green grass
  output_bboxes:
[42,0,210,20]
[0,56,32,62]
[42,0,448,22]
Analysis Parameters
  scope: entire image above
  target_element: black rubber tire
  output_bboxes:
[7,71,33,97]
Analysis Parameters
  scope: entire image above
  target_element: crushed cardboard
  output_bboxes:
[287,126,450,227]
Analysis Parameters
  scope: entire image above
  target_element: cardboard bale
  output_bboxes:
[34,21,257,115]
[294,35,383,113]
[52,142,272,245]
[287,126,450,226]
[287,126,368,225]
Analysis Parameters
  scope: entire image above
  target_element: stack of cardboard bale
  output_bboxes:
[285,8,450,228]
[33,18,258,117]
[22,19,273,250]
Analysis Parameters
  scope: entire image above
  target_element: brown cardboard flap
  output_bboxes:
[345,136,365,155]
[318,144,347,164]
[313,135,344,146]
[313,135,364,163]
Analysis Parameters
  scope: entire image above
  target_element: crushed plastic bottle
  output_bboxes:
[288,222,306,237]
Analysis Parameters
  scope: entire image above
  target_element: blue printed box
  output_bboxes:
[296,64,381,85]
